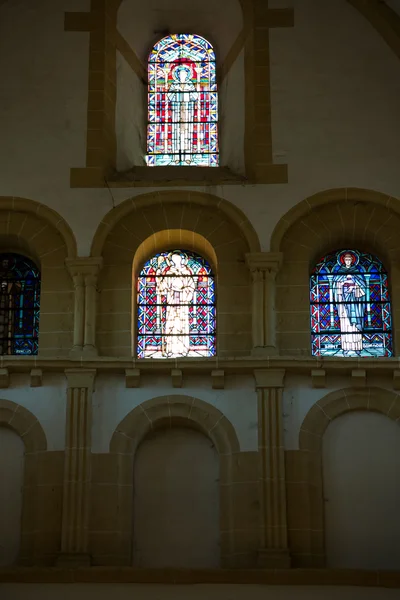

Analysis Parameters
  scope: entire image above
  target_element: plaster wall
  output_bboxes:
[133,427,220,568]
[91,374,258,453]
[323,411,400,570]
[1,1,400,254]
[0,428,24,566]
[1,374,66,451]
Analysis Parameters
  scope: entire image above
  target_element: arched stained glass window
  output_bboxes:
[146,34,218,167]
[310,249,392,357]
[137,250,216,358]
[0,253,40,355]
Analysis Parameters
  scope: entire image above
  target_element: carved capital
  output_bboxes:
[65,257,103,282]
[65,368,96,390]
[245,252,283,280]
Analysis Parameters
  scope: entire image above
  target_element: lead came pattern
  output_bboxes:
[0,253,40,355]
[310,249,392,357]
[146,34,219,167]
[137,250,216,358]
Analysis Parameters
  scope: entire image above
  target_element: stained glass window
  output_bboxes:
[146,34,219,167]
[137,250,216,358]
[310,249,392,357]
[0,253,40,355]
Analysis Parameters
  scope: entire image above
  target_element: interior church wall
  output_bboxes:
[323,411,400,570]
[0,1,399,254]
[0,428,24,566]
[92,374,257,453]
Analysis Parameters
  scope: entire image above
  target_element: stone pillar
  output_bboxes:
[58,369,96,567]
[255,368,290,568]
[245,252,283,356]
[66,258,102,357]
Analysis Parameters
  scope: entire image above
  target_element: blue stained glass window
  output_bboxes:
[137,250,216,358]
[146,33,219,167]
[0,253,41,355]
[310,249,392,357]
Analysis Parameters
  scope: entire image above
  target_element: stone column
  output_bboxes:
[57,369,96,567]
[245,252,283,356]
[66,258,103,357]
[255,368,290,568]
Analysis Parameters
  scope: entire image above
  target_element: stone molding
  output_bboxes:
[0,399,47,452]
[109,395,240,565]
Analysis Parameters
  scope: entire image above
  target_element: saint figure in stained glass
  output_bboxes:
[310,249,392,357]
[0,253,40,355]
[137,250,216,359]
[146,34,219,167]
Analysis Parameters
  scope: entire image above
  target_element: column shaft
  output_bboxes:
[84,275,97,351]
[72,274,85,350]
[255,369,290,568]
[58,369,96,566]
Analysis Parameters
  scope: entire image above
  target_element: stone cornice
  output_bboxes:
[2,355,400,376]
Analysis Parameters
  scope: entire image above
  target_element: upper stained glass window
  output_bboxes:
[310,249,392,357]
[137,250,216,359]
[146,34,219,167]
[0,253,41,355]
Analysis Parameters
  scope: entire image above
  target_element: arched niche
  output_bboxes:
[270,188,400,356]
[296,387,400,566]
[92,191,260,357]
[108,394,240,566]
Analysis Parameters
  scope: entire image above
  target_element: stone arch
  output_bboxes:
[299,387,400,452]
[296,387,400,566]
[0,399,47,453]
[0,197,76,357]
[94,191,259,357]
[272,188,400,355]
[109,394,240,565]
[0,196,77,258]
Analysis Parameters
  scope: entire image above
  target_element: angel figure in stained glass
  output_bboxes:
[332,251,367,355]
[156,252,197,357]
[167,65,199,164]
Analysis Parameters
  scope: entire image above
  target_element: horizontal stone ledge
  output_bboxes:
[0,567,398,587]
[0,356,400,377]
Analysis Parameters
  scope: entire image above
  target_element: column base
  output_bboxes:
[82,345,98,357]
[257,548,291,569]
[56,553,92,568]
[251,346,279,357]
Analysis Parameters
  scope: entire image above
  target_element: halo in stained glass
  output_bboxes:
[146,34,219,167]
[137,250,216,359]
[310,249,392,357]
[0,253,41,355]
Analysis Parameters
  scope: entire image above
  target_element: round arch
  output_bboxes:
[0,399,47,453]
[271,188,400,254]
[109,395,239,564]
[0,197,77,258]
[299,387,400,452]
[91,190,260,257]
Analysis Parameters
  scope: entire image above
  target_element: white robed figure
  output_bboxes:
[156,253,197,357]
[167,64,198,164]
[333,252,367,355]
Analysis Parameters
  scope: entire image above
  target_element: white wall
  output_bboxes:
[0,427,24,566]
[92,374,258,453]
[1,0,399,254]
[3,374,66,451]
[133,427,219,568]
[323,411,400,570]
